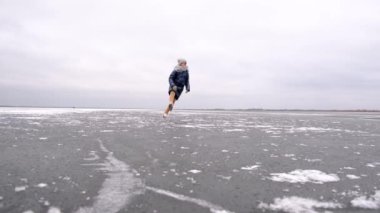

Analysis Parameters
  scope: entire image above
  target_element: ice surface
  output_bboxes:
[2,109,379,212]
[258,196,343,213]
[0,107,84,115]
[269,170,340,184]
[351,190,380,209]
[0,107,136,115]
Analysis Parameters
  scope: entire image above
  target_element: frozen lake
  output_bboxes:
[0,108,379,213]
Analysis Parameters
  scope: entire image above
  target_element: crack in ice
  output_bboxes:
[75,139,144,213]
[76,139,232,213]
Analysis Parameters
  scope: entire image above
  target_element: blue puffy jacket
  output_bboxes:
[169,70,190,92]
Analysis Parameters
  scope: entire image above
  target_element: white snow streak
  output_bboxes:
[269,170,340,184]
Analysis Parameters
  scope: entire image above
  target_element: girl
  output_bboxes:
[163,59,190,118]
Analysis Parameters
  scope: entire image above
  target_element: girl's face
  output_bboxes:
[180,62,187,67]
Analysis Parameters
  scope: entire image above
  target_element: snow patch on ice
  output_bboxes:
[100,130,114,133]
[351,190,380,209]
[269,170,340,184]
[291,127,347,133]
[253,125,274,128]
[15,186,28,192]
[258,196,343,213]
[47,207,61,213]
[241,165,260,170]
[216,175,232,181]
[304,159,322,162]
[36,183,48,188]
[366,162,380,168]
[346,174,361,180]
[343,167,356,170]
[188,170,202,174]
[84,151,100,161]
[223,129,245,132]
[67,120,82,126]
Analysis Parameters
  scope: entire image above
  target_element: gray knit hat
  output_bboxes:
[178,58,187,65]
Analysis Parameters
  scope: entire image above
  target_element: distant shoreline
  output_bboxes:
[183,108,380,113]
[1,106,379,112]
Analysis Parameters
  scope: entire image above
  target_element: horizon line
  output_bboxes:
[1,105,379,112]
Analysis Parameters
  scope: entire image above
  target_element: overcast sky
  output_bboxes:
[1,0,379,109]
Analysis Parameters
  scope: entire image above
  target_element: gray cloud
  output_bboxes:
[1,0,380,109]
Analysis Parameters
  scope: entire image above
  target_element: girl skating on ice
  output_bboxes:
[163,58,190,118]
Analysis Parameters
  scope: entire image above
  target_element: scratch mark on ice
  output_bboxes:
[146,186,234,213]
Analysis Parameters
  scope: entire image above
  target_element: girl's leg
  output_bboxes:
[169,91,176,104]
[164,91,176,114]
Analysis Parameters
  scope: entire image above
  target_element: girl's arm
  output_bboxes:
[186,72,190,92]
[169,70,176,87]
